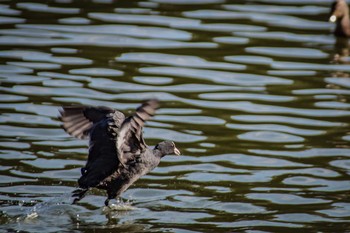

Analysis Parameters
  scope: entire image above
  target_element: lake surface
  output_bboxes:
[0,0,350,232]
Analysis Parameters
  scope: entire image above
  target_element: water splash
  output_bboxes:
[18,192,75,221]
[103,198,136,212]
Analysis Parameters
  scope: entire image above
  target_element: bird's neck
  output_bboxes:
[153,148,165,159]
[336,11,350,37]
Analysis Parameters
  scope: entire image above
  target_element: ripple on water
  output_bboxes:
[231,114,345,127]
[267,70,317,76]
[223,4,328,15]
[0,64,32,73]
[0,125,64,139]
[58,17,91,25]
[237,131,305,143]
[202,153,309,168]
[154,115,225,125]
[250,148,350,158]
[0,150,36,160]
[317,202,350,218]
[184,99,350,117]
[89,12,200,29]
[145,127,206,143]
[128,188,193,203]
[89,78,263,93]
[283,176,350,192]
[147,210,213,224]
[272,61,350,72]
[133,76,173,85]
[0,175,35,184]
[18,23,192,41]
[315,101,350,109]
[0,16,25,24]
[69,68,124,77]
[224,55,273,65]
[218,220,303,229]
[21,158,84,169]
[0,30,216,49]
[0,94,28,102]
[0,185,74,194]
[16,3,80,14]
[38,72,91,82]
[213,36,249,45]
[274,213,342,223]
[325,77,350,88]
[6,62,61,70]
[177,23,267,33]
[245,47,328,59]
[199,92,295,102]
[0,74,49,84]
[214,202,268,214]
[227,123,325,136]
[153,0,225,4]
[0,141,30,149]
[43,79,83,87]
[229,167,338,183]
[246,193,331,205]
[234,31,334,45]
[329,159,350,173]
[116,52,246,71]
[140,67,292,86]
[0,113,58,126]
[0,50,93,65]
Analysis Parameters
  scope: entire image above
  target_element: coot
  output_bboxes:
[330,0,350,37]
[59,99,180,206]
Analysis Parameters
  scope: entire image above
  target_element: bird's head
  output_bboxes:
[154,141,180,157]
[330,0,349,22]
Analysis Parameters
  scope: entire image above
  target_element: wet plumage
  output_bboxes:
[59,99,180,206]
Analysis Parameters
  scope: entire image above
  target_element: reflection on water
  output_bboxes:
[0,0,349,232]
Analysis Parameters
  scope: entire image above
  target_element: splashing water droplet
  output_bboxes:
[103,198,136,212]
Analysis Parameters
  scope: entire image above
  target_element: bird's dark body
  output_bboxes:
[79,118,119,189]
[97,150,160,202]
[59,100,180,206]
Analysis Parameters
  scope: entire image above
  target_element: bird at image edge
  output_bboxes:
[59,99,180,206]
[330,0,350,37]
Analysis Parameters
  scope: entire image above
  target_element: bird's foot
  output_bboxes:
[71,188,88,204]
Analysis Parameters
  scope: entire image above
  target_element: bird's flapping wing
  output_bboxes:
[59,106,116,140]
[115,99,159,166]
[59,105,126,189]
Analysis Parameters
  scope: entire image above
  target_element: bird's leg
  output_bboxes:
[105,190,118,207]
[104,198,110,206]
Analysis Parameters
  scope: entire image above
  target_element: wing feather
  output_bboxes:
[59,106,115,139]
[117,99,159,165]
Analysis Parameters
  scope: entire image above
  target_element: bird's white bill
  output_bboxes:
[329,15,337,23]
[174,148,181,155]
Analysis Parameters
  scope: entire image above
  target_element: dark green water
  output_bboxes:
[0,0,349,232]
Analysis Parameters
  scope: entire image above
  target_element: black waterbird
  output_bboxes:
[330,0,350,37]
[59,99,180,206]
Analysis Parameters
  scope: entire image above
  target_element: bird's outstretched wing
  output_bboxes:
[115,99,159,166]
[59,106,116,140]
[59,105,125,189]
